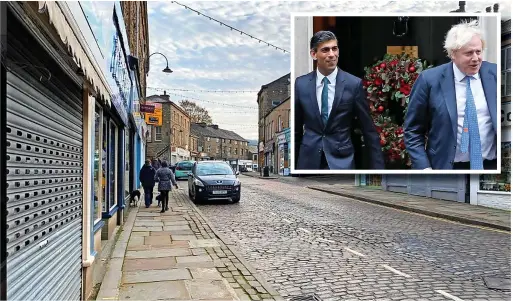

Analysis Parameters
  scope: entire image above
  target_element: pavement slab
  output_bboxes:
[123,268,192,283]
[98,186,283,301]
[123,257,178,272]
[119,281,191,300]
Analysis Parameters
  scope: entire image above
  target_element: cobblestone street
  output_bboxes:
[186,176,511,301]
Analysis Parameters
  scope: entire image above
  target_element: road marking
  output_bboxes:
[298,227,311,234]
[435,290,465,301]
[282,219,292,224]
[344,247,366,257]
[382,264,411,278]
[318,238,335,243]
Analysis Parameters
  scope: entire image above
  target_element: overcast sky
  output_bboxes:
[145,0,510,140]
[82,1,511,141]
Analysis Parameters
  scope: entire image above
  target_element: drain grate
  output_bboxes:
[289,294,323,301]
[483,276,511,291]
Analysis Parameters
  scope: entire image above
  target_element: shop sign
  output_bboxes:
[264,140,274,153]
[284,128,291,142]
[109,25,131,125]
[501,102,511,127]
[177,148,189,157]
[276,132,286,145]
[145,102,162,126]
[140,104,155,113]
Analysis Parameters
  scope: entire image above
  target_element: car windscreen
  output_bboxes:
[196,163,234,176]
[177,161,193,170]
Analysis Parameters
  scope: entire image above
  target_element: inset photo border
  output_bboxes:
[290,12,502,175]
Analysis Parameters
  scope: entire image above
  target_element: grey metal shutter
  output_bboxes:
[5,71,83,300]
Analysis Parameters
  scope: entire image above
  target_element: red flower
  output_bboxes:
[390,60,399,66]
[399,85,411,96]
[374,78,383,86]
[380,140,386,146]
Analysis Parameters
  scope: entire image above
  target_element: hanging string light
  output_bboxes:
[147,86,259,93]
[155,90,259,109]
[171,1,289,54]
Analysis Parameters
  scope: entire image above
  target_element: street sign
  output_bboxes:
[140,104,155,113]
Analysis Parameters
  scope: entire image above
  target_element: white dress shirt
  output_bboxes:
[452,64,496,162]
[316,68,338,117]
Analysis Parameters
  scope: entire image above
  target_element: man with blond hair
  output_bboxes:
[404,20,497,170]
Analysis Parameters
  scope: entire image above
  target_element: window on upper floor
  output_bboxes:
[501,45,511,98]
[155,126,162,141]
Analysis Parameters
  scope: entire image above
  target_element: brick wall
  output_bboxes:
[120,1,148,98]
[146,103,172,160]
[170,103,190,151]
[202,137,249,160]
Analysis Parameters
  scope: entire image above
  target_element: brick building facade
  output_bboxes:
[145,92,191,163]
[190,123,249,161]
[257,74,291,172]
[120,1,149,98]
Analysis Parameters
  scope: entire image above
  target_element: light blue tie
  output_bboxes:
[321,77,329,126]
[460,76,483,170]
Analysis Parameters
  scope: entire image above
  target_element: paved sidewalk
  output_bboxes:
[308,184,510,231]
[96,187,283,301]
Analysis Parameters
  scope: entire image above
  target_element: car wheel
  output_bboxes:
[232,196,240,203]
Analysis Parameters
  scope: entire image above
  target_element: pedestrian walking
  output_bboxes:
[139,159,156,208]
[155,160,179,213]
[152,158,161,171]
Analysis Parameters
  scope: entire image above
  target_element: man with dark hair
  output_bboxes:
[294,30,384,170]
[139,159,156,208]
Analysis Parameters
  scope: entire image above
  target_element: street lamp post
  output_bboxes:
[146,52,173,74]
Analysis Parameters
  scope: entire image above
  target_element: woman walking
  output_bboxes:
[155,161,179,213]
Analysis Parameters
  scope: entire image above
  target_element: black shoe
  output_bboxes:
[165,207,169,211]
[160,209,165,213]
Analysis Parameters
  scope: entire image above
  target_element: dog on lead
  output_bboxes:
[155,193,162,207]
[129,190,141,207]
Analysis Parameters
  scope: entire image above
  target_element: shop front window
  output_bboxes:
[479,142,511,192]
[93,108,102,223]
[102,119,108,212]
[125,130,131,199]
[109,122,118,210]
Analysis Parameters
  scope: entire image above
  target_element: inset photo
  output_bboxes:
[291,13,502,174]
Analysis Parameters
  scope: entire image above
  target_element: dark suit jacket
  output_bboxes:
[403,61,497,170]
[294,68,385,170]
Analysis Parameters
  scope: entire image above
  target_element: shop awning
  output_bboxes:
[38,1,112,106]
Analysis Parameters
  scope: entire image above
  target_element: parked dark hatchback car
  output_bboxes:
[188,161,241,203]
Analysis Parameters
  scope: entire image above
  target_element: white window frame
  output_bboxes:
[155,126,162,141]
[94,106,103,224]
[109,120,118,211]
[501,46,511,97]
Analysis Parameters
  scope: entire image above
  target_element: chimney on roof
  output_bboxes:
[493,3,499,12]
[160,90,170,101]
[209,124,219,129]
[198,122,207,127]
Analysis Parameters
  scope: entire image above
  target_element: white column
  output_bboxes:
[479,14,499,64]
[293,16,314,81]
[469,175,480,205]
[82,94,95,267]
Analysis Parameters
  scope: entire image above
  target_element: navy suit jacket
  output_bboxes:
[294,68,385,170]
[403,61,497,170]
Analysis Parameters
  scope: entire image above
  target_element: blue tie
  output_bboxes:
[460,76,483,170]
[321,77,329,126]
